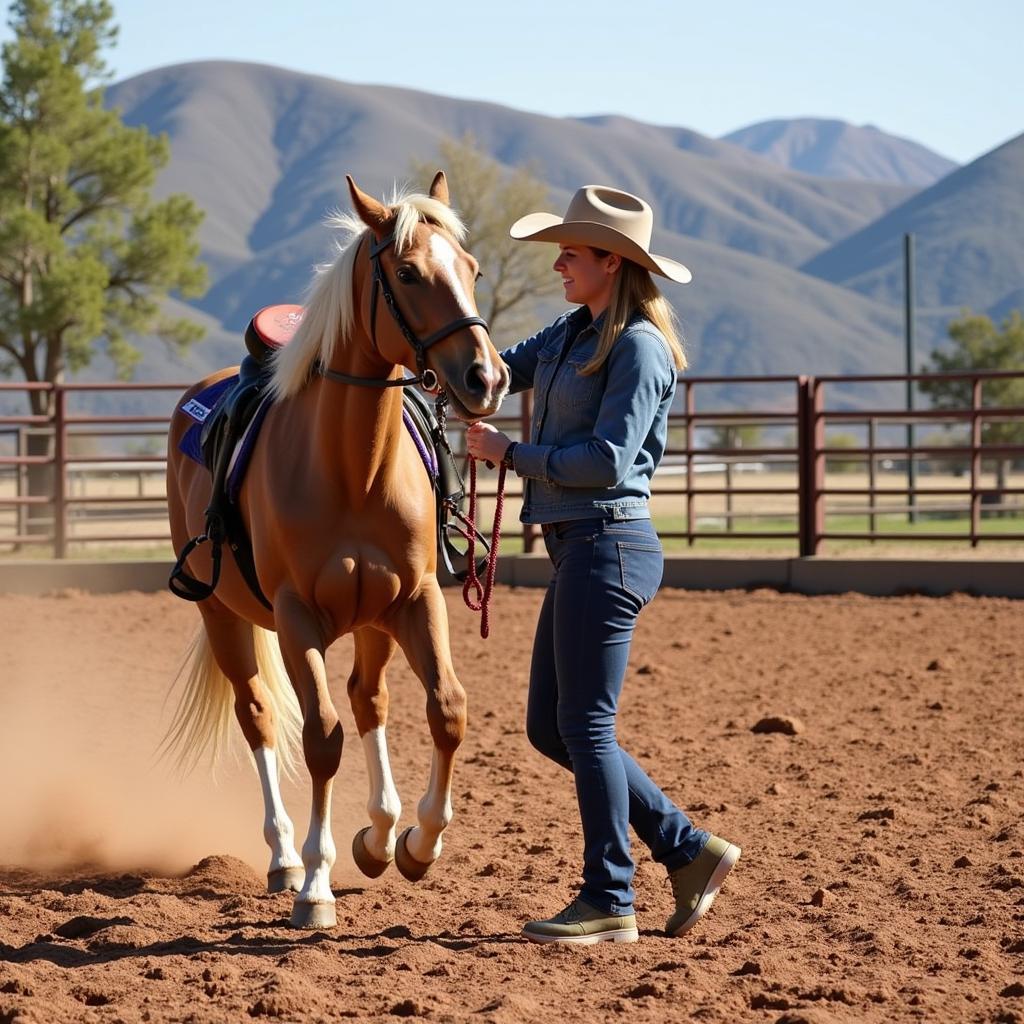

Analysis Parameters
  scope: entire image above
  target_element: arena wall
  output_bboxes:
[0,556,1021,598]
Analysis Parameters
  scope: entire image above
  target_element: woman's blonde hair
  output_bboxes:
[579,252,687,376]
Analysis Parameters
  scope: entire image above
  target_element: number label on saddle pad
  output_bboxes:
[182,398,213,423]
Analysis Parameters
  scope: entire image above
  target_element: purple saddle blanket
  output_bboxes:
[178,376,438,503]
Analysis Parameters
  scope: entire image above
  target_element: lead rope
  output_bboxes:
[461,456,506,639]
[431,393,505,638]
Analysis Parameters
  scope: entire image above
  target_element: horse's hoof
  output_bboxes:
[267,866,304,893]
[289,900,336,930]
[352,827,392,879]
[395,827,433,883]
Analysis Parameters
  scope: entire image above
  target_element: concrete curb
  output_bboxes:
[1,556,1021,599]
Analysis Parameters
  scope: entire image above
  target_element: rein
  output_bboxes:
[458,457,506,640]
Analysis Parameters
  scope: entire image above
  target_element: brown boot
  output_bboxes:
[665,835,741,936]
[523,898,639,945]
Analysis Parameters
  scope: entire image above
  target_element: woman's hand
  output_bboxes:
[466,421,512,464]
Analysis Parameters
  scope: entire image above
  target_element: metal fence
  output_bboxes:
[1,371,1022,559]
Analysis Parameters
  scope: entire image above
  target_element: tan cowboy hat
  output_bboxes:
[509,185,692,284]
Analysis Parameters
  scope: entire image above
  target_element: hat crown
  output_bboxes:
[564,186,653,250]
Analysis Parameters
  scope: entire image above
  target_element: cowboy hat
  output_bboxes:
[509,185,692,284]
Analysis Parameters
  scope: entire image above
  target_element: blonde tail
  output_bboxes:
[162,625,303,780]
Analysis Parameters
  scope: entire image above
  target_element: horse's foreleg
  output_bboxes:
[390,581,467,881]
[348,628,401,877]
[275,594,341,929]
[199,607,303,893]
[252,746,304,893]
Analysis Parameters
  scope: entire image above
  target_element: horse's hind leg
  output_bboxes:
[274,592,342,929]
[389,581,467,881]
[348,628,401,877]
[199,605,304,893]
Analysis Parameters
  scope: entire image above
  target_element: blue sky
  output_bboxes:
[2,0,1021,165]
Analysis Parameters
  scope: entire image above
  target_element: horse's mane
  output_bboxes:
[268,189,468,401]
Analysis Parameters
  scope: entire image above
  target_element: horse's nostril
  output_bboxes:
[464,363,488,396]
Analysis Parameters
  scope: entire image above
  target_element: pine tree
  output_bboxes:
[0,0,209,398]
[0,0,206,535]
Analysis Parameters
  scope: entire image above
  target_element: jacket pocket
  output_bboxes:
[616,541,664,606]
[558,357,601,409]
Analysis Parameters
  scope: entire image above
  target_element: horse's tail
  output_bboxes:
[161,624,303,779]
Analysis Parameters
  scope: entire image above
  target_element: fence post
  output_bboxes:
[798,377,825,556]
[867,417,877,542]
[797,378,810,556]
[17,425,27,540]
[520,391,535,554]
[969,378,982,547]
[53,386,67,559]
[685,382,695,546]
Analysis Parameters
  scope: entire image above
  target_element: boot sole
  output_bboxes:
[523,926,639,946]
[669,842,741,937]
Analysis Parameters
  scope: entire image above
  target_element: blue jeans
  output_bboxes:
[526,518,710,915]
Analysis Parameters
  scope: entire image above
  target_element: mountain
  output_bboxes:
[92,60,1021,407]
[800,132,1024,319]
[724,118,957,186]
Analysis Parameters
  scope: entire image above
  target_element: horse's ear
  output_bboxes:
[429,170,450,207]
[346,175,391,234]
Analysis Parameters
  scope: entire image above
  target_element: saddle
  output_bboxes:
[169,305,484,610]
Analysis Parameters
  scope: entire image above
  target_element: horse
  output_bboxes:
[164,172,509,928]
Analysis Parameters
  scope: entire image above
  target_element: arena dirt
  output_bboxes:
[0,586,1021,1022]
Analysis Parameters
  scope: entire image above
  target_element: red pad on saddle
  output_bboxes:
[245,304,305,361]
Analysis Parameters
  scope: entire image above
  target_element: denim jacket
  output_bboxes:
[501,306,677,525]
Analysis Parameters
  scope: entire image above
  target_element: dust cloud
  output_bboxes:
[0,591,371,880]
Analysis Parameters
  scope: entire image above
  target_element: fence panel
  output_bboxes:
[1,371,1021,559]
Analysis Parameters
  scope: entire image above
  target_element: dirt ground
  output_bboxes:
[0,584,1021,1023]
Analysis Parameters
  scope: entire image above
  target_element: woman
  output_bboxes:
[467,186,740,945]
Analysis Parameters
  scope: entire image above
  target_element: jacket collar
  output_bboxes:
[567,305,607,335]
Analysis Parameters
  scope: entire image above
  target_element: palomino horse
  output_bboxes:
[165,173,508,928]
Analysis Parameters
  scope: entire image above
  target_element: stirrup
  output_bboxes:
[168,511,225,603]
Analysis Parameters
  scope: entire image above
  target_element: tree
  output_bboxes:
[919,310,1024,492]
[708,424,762,452]
[410,134,560,339]
[0,0,206,536]
[823,431,861,474]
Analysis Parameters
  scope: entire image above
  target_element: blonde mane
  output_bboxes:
[269,189,467,401]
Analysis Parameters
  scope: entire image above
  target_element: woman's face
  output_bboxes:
[553,246,619,312]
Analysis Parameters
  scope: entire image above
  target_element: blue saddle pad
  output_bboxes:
[178,375,271,502]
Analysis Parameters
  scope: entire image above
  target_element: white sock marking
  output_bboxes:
[361,727,401,862]
[298,784,337,907]
[406,750,453,864]
[253,747,302,873]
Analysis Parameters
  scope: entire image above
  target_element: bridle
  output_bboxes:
[321,230,489,391]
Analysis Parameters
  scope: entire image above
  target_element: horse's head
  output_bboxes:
[347,173,509,420]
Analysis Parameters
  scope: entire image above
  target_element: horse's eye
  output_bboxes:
[396,266,418,284]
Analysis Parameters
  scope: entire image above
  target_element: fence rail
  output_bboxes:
[1,370,1022,559]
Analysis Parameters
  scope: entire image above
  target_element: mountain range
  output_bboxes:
[723,118,957,186]
[96,61,1019,410]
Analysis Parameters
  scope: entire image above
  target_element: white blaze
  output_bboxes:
[429,232,496,389]
[429,233,475,318]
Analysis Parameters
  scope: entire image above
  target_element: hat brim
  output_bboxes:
[510,213,692,284]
